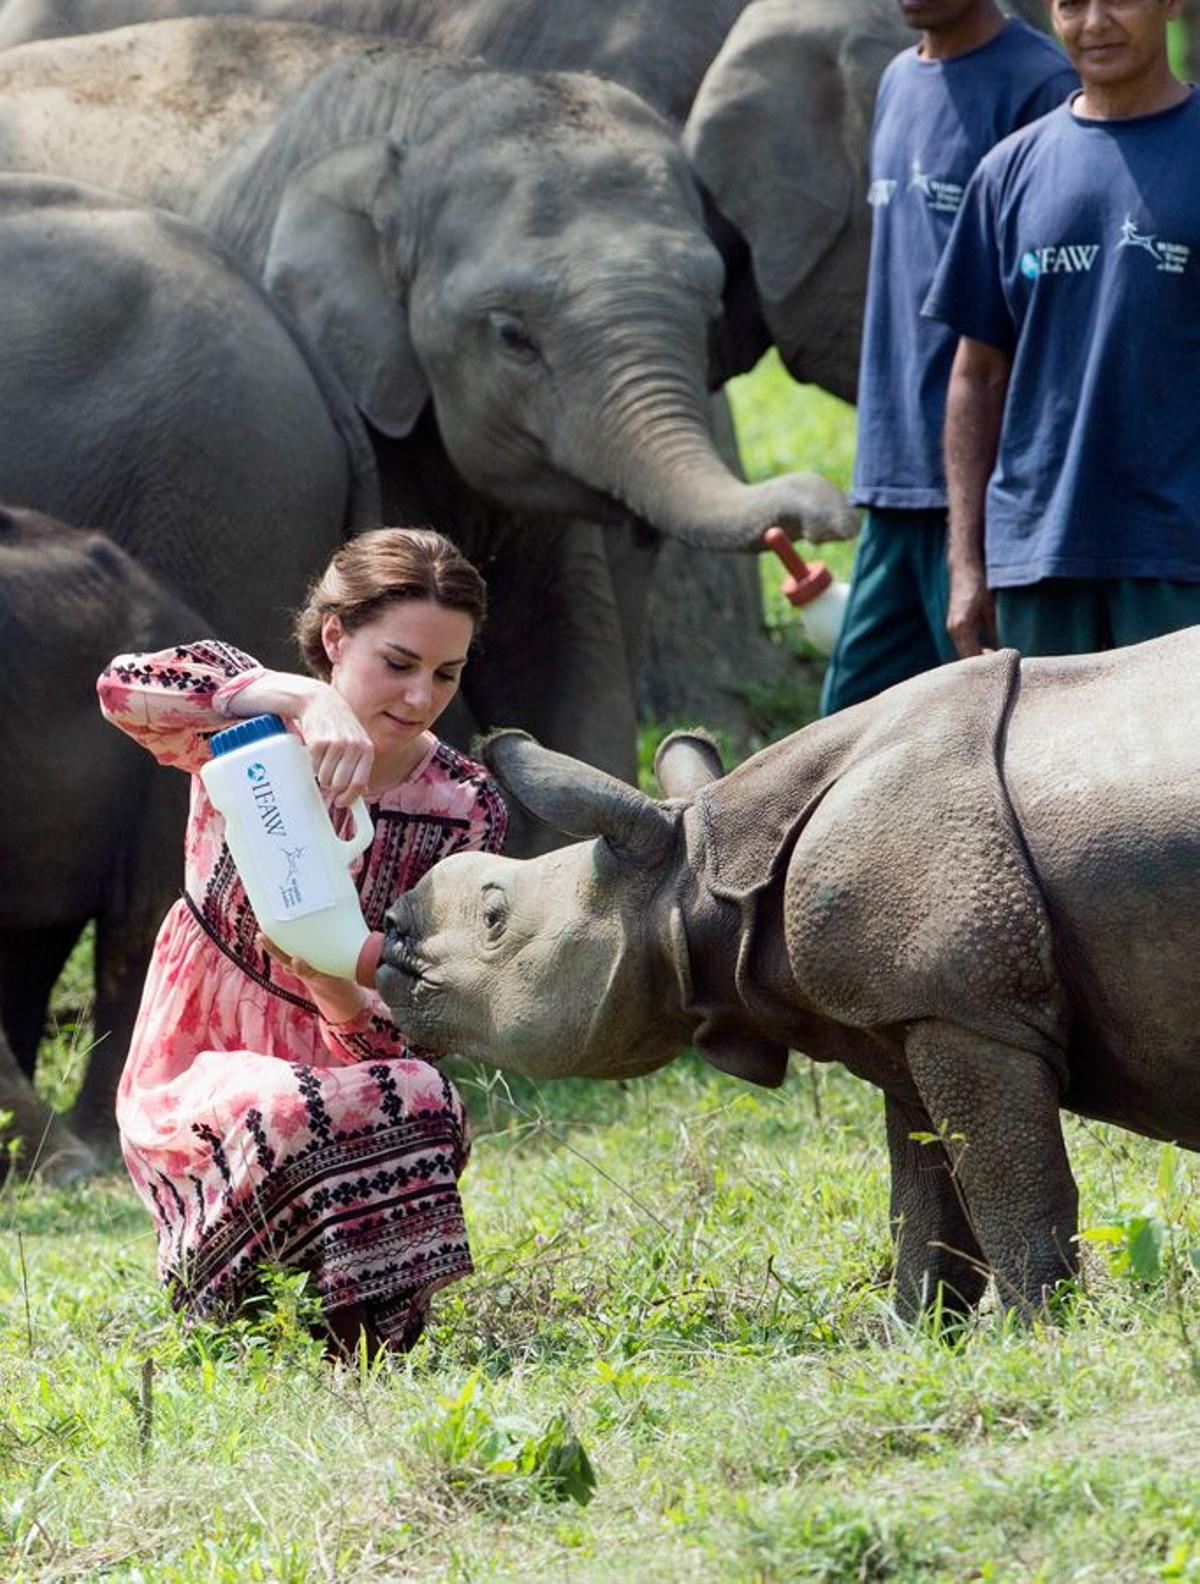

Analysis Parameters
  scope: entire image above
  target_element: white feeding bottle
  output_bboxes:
[763,527,850,657]
[200,714,384,986]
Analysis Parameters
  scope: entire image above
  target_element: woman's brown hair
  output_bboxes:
[296,527,487,680]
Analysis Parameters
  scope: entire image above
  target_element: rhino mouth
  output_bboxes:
[377,937,430,1011]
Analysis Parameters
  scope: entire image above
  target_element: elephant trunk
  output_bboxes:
[564,312,855,551]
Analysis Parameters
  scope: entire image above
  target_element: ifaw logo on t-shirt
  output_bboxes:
[1020,243,1100,279]
[1020,216,1192,281]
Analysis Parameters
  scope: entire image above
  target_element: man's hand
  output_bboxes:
[947,561,998,658]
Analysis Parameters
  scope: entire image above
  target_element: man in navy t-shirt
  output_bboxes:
[821,0,1075,713]
[926,0,1200,657]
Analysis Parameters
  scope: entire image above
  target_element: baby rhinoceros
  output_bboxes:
[379,630,1200,1321]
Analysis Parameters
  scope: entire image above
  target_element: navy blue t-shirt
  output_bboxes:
[924,90,1200,587]
[851,20,1076,510]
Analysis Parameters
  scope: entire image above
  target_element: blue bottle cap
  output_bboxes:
[208,713,289,757]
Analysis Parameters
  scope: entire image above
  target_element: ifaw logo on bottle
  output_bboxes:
[245,761,287,838]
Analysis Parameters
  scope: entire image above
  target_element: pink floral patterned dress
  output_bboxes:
[97,641,507,1344]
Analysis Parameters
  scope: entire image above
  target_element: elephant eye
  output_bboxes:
[488,311,539,363]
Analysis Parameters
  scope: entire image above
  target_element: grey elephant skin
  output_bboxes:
[0,0,774,731]
[0,20,852,786]
[378,629,1200,1320]
[0,174,378,1152]
[0,0,750,126]
[0,506,212,1177]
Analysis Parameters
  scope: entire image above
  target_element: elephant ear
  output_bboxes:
[263,137,429,437]
[684,0,905,391]
[480,730,676,866]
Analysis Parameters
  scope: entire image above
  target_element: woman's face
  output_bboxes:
[322,599,474,757]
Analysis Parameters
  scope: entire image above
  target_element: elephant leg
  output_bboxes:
[0,922,81,1077]
[69,911,152,1157]
[70,783,185,1155]
[904,1021,1079,1316]
[885,1090,987,1324]
[461,516,638,783]
[601,517,661,673]
[0,1019,97,1186]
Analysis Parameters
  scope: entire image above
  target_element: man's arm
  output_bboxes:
[944,336,1012,658]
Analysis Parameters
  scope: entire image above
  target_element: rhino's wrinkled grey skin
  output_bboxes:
[380,630,1200,1320]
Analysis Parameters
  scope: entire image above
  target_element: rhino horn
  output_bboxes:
[654,729,726,799]
[479,730,676,865]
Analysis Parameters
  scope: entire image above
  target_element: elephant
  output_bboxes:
[376,628,1200,1321]
[0,0,752,126]
[0,173,380,1152]
[0,19,854,778]
[685,0,913,401]
[685,0,1062,399]
[0,504,213,1176]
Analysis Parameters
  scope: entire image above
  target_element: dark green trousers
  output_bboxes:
[821,508,957,716]
[997,578,1200,656]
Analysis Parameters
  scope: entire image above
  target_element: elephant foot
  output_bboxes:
[65,1105,122,1167]
[2,1117,100,1187]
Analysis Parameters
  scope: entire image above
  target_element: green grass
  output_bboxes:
[6,362,1200,1580]
[5,1061,1200,1580]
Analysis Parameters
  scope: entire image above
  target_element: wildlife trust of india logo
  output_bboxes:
[1115,214,1190,274]
[1020,215,1191,279]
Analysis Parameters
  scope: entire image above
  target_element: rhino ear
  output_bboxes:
[480,730,676,865]
[654,730,725,800]
[695,1030,790,1090]
[263,137,430,437]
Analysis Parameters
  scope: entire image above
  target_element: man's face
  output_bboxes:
[897,0,990,31]
[1051,0,1181,85]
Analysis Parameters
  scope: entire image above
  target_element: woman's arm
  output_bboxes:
[97,640,266,773]
[99,647,375,803]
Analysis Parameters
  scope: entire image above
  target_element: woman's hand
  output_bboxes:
[232,670,374,807]
[258,933,367,1025]
[293,682,375,808]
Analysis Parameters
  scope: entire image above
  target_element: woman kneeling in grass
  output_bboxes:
[97,528,506,1356]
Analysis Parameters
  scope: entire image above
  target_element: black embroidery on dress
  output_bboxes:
[184,891,318,1014]
[193,1121,233,1185]
[245,1108,277,1174]
[371,1063,408,1128]
[102,640,256,696]
[296,1066,334,1146]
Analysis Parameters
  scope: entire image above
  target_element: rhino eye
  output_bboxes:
[482,892,508,939]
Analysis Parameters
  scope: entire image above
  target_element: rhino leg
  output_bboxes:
[885,1092,987,1323]
[904,1021,1079,1315]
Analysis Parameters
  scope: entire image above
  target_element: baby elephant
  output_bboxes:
[379,629,1200,1320]
[0,505,206,1171]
